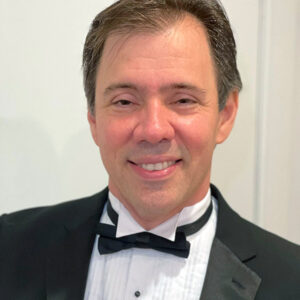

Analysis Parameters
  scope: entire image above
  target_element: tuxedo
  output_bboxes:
[0,185,299,300]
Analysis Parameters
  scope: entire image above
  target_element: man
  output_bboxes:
[0,0,299,299]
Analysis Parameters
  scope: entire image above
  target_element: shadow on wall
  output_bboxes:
[0,117,107,214]
[0,117,62,212]
[59,126,108,200]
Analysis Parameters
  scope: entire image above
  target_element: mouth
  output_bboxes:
[129,160,182,171]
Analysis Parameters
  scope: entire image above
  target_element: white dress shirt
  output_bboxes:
[84,189,217,300]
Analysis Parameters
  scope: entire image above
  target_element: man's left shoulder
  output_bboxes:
[212,184,300,296]
[212,184,299,260]
[239,216,300,298]
[240,214,300,263]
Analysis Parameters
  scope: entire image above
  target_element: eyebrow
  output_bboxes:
[104,83,137,96]
[103,82,206,96]
[161,83,206,95]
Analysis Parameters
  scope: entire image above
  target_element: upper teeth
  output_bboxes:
[140,161,176,171]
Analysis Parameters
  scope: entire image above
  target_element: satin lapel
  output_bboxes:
[200,185,262,300]
[46,189,108,300]
[200,238,261,300]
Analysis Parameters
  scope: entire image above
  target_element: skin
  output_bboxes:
[88,15,239,230]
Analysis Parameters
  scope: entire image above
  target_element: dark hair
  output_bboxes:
[83,0,242,114]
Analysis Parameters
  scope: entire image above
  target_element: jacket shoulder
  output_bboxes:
[242,217,300,298]
[212,184,300,262]
[0,190,107,298]
[239,214,300,267]
[0,189,107,248]
[212,184,300,298]
[1,190,106,227]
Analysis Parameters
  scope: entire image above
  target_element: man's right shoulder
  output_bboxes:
[0,188,108,238]
[0,189,108,297]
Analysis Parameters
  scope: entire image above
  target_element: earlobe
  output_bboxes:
[87,111,98,145]
[216,90,239,144]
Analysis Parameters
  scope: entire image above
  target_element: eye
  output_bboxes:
[176,98,196,105]
[113,99,133,106]
[111,98,138,112]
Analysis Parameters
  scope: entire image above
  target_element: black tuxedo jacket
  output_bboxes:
[0,185,299,300]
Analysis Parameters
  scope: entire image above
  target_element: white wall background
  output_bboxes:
[0,0,299,244]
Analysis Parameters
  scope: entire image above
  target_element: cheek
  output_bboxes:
[176,116,216,151]
[96,118,132,150]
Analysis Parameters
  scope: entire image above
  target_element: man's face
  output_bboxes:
[89,15,238,227]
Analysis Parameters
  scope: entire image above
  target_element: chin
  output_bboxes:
[135,189,182,213]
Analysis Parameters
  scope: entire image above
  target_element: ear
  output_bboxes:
[87,110,99,146]
[216,90,239,144]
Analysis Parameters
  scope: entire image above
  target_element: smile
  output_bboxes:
[128,159,182,180]
[139,161,176,171]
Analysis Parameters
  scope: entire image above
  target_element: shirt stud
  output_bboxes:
[134,290,141,297]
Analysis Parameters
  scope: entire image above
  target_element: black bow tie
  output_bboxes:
[96,199,213,258]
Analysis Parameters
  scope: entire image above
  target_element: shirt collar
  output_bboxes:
[108,189,211,241]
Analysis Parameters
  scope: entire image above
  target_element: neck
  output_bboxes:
[109,185,211,231]
[126,208,180,231]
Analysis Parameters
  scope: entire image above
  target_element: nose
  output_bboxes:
[133,99,175,144]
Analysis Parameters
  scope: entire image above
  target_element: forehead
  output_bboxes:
[103,15,210,60]
[96,14,216,91]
